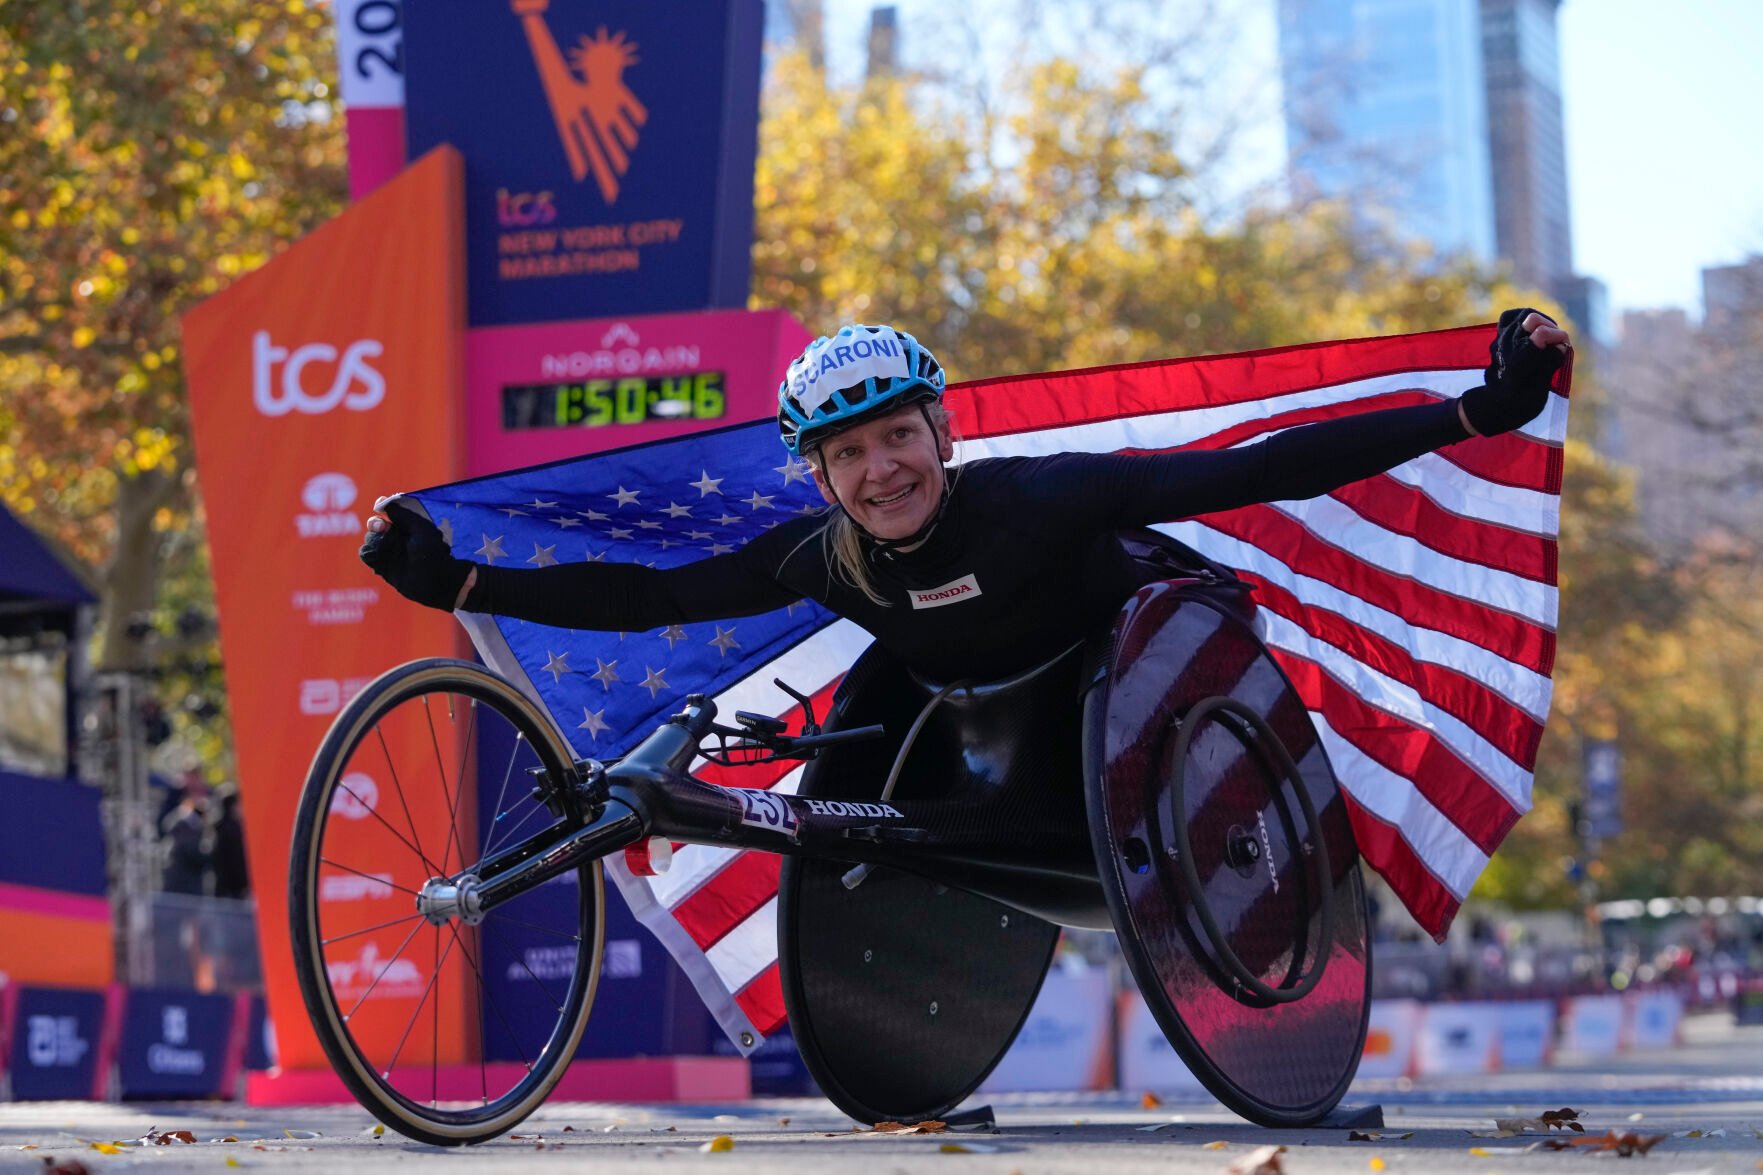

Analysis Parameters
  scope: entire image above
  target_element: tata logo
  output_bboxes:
[330,771,380,820]
[497,188,557,226]
[296,473,362,538]
[513,2,647,204]
[252,330,385,417]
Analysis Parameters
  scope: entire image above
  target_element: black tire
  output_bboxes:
[290,658,604,1145]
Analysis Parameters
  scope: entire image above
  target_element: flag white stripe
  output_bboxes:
[704,896,780,992]
[1310,712,1489,900]
[1384,452,1561,532]
[954,369,1485,464]
[1257,611,1531,810]
[1164,522,1553,720]
[1271,498,1559,624]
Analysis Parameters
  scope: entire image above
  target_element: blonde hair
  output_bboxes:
[792,402,960,607]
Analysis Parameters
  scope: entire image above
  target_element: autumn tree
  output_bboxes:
[0,0,345,763]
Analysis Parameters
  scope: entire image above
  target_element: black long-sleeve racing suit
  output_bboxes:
[460,398,1470,683]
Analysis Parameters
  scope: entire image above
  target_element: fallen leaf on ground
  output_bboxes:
[1225,1143,1286,1174]
[1349,1131,1414,1142]
[776,1118,791,1127]
[869,1120,949,1135]
[281,1128,321,1140]
[1142,1092,1163,1109]
[1533,1130,1666,1157]
[940,1141,1002,1153]
[1203,1140,1229,1150]
[1137,1122,1184,1133]
[1369,1159,1386,1173]
[86,1143,123,1155]
[700,1135,735,1153]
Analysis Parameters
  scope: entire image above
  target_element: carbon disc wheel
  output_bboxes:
[289,658,605,1145]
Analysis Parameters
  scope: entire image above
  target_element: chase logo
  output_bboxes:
[513,0,647,204]
[786,331,909,414]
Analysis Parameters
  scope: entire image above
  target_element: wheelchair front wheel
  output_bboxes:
[289,658,604,1145]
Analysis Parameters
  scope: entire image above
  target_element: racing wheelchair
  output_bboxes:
[290,533,1372,1145]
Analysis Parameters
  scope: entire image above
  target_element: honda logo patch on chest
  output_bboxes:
[908,573,982,610]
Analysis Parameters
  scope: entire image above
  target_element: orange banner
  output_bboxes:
[181,146,468,1070]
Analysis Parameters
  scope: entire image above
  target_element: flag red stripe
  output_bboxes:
[1209,507,1557,673]
[670,850,781,952]
[1244,574,1545,768]
[1326,478,1555,584]
[950,326,1495,439]
[1431,422,1564,493]
[1159,389,1446,453]
[734,964,788,1036]
[1278,656,1522,854]
[1339,793,1463,942]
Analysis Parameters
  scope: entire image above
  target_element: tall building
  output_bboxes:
[1277,0,1497,263]
[1479,0,1573,292]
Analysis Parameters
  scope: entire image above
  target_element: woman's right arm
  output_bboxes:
[360,499,805,630]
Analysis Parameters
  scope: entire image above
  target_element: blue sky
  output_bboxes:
[819,0,1763,321]
[1559,0,1763,318]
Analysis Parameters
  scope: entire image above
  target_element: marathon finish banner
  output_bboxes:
[115,989,238,1100]
[180,146,469,1072]
[403,0,764,325]
[4,986,110,1101]
[333,0,407,201]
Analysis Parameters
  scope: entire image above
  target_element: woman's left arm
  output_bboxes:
[1062,308,1571,524]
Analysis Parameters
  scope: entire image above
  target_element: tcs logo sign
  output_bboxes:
[497,189,557,226]
[252,330,386,417]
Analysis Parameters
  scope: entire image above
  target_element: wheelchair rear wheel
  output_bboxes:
[289,658,604,1145]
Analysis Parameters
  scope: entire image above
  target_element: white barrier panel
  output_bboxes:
[1560,994,1623,1057]
[1115,992,1208,1095]
[1358,999,1422,1079]
[980,967,1114,1093]
[1415,1002,1499,1075]
[1492,999,1555,1069]
[1623,989,1684,1050]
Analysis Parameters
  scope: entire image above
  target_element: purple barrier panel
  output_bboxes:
[7,986,107,1101]
[116,989,238,1100]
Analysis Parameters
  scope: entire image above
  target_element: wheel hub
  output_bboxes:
[416,873,485,925]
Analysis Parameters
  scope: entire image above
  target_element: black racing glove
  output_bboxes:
[1458,307,1567,436]
[359,500,472,611]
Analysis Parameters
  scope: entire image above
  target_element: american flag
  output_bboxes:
[407,322,1570,1054]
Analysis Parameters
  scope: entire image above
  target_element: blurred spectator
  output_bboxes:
[208,782,250,900]
[160,774,211,895]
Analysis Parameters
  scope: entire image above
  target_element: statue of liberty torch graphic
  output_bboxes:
[513,0,649,204]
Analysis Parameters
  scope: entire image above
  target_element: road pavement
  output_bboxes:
[3,1013,1761,1173]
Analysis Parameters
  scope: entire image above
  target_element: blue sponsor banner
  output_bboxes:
[8,987,105,1101]
[245,993,276,1072]
[404,0,763,326]
[116,989,234,1100]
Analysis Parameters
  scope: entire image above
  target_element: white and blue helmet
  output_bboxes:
[777,324,945,455]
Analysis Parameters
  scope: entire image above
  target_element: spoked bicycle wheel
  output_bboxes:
[289,658,605,1145]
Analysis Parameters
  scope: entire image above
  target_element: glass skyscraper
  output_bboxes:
[1278,0,1497,263]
